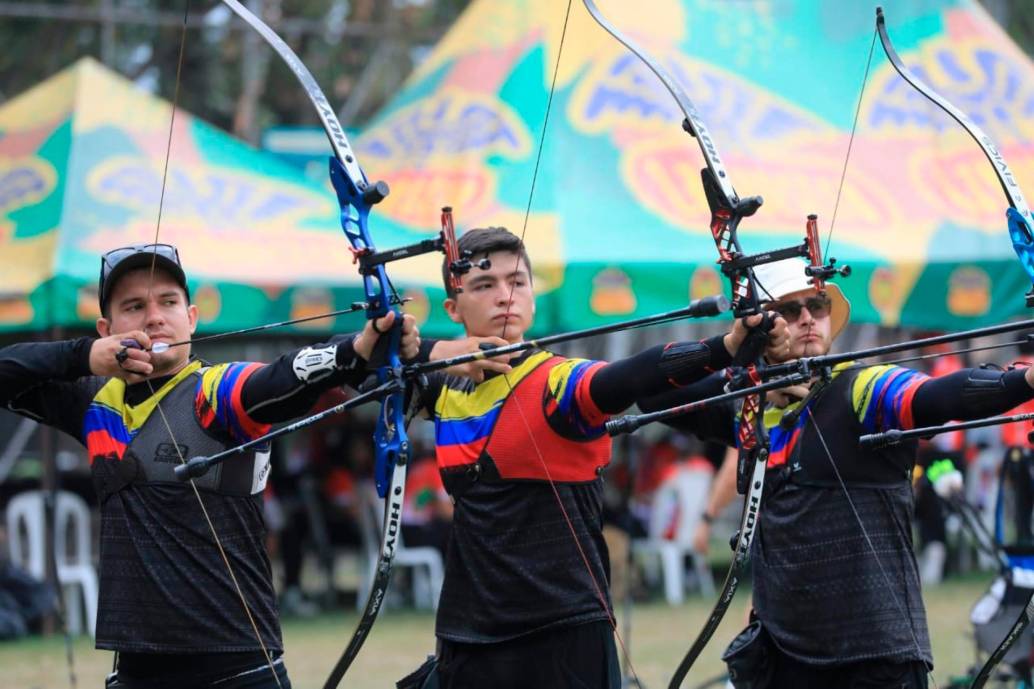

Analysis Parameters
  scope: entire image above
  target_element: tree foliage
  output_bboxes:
[0,0,471,140]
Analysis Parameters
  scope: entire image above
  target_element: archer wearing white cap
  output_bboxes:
[639,257,1034,689]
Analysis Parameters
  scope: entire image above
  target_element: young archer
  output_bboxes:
[411,226,789,689]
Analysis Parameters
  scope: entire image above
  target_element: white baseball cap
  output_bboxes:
[751,258,850,339]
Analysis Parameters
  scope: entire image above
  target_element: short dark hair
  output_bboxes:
[442,226,532,298]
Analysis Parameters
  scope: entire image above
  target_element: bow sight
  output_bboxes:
[345,203,474,294]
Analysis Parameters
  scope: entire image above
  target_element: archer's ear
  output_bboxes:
[96,317,111,338]
[187,304,199,334]
[443,297,462,324]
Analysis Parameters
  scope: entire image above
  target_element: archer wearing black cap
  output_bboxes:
[98,243,190,314]
[0,243,432,689]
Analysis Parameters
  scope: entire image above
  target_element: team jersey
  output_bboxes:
[752,363,933,666]
[83,361,270,466]
[420,349,614,643]
[86,361,280,653]
[764,362,928,470]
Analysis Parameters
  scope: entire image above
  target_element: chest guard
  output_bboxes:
[88,366,270,502]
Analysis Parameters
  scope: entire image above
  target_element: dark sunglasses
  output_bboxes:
[770,294,832,322]
[100,243,181,283]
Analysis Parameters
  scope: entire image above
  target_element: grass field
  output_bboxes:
[0,575,998,689]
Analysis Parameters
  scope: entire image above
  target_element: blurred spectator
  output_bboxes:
[914,342,967,585]
[267,389,365,617]
[401,437,453,558]
[621,435,725,559]
[0,559,56,639]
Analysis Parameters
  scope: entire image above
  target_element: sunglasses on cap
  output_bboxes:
[98,243,189,313]
[769,294,832,323]
[100,243,182,283]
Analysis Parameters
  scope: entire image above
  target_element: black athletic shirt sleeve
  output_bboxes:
[634,371,737,445]
[912,367,1034,428]
[1,334,377,432]
[410,335,731,422]
[589,335,731,414]
[238,333,372,423]
[0,337,101,440]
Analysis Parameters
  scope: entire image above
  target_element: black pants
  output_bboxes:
[768,649,928,689]
[110,654,291,689]
[437,621,620,689]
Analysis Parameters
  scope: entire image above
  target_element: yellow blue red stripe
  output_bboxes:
[83,361,203,463]
[434,352,554,467]
[757,362,854,468]
[764,404,810,468]
[752,362,928,468]
[547,358,607,436]
[197,363,268,443]
[852,364,928,432]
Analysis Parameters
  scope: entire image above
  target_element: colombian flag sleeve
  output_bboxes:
[546,358,608,437]
[852,364,929,433]
[196,363,272,443]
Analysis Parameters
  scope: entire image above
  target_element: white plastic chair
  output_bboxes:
[6,490,99,636]
[356,484,444,611]
[633,466,716,605]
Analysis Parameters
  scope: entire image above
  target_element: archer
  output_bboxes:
[400,226,789,689]
[638,257,1034,689]
[0,243,434,689]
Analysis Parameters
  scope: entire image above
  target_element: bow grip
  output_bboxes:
[372,316,407,498]
[731,312,772,368]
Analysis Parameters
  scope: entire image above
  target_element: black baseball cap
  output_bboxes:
[99,243,190,314]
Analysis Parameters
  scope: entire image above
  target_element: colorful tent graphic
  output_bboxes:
[0,58,455,335]
[356,0,1034,331]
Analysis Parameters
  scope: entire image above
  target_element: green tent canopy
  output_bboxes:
[355,0,1034,332]
[0,58,458,336]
